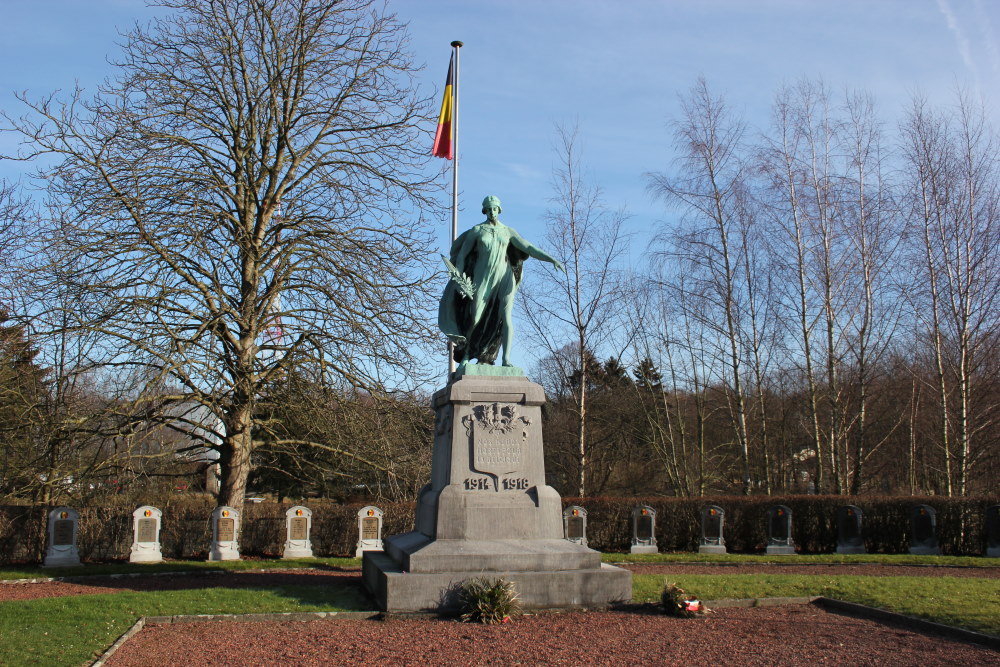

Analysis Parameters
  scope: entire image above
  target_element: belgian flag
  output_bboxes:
[432,55,455,159]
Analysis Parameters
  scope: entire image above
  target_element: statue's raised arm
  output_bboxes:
[438,195,563,372]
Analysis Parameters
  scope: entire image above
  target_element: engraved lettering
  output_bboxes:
[137,518,157,543]
[361,516,379,540]
[217,517,235,542]
[463,477,491,491]
[53,519,74,546]
[289,517,308,541]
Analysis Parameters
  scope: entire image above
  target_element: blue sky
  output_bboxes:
[1,0,998,374]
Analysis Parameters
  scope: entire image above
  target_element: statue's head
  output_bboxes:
[481,195,502,215]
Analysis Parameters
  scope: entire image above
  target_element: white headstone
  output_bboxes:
[129,506,164,563]
[282,506,314,559]
[43,506,81,567]
[209,506,241,561]
[355,506,383,557]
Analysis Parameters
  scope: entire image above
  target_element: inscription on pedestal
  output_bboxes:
[466,402,532,481]
[137,518,157,543]
[217,517,235,542]
[53,520,74,546]
[289,517,308,541]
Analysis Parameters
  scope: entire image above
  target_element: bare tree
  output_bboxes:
[647,78,755,494]
[4,0,438,508]
[900,92,1000,496]
[521,123,631,497]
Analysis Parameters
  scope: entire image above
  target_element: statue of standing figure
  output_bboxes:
[438,195,564,368]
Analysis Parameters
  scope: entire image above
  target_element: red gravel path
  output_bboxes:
[104,606,1000,667]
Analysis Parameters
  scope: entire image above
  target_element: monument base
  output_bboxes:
[835,545,866,555]
[629,544,658,555]
[43,549,80,568]
[766,545,796,555]
[283,547,314,559]
[698,544,727,555]
[909,546,941,556]
[209,546,240,561]
[364,548,630,613]
[129,546,163,563]
[362,374,631,612]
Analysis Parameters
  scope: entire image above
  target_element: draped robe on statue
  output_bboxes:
[438,222,528,365]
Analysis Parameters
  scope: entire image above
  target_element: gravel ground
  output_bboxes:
[104,606,1000,667]
[5,565,999,664]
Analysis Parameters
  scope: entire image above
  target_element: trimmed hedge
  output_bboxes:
[1,494,997,563]
[562,495,1000,555]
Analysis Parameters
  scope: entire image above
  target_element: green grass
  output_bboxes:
[602,552,1000,567]
[0,556,361,581]
[3,556,999,666]
[0,582,372,666]
[632,573,1000,635]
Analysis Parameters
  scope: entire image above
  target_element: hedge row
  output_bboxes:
[1,495,996,563]
[565,495,1000,555]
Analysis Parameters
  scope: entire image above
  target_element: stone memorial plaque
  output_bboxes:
[290,517,308,541]
[567,516,584,539]
[914,509,933,542]
[362,516,379,540]
[704,510,722,540]
[217,517,235,542]
[468,403,530,478]
[636,515,653,540]
[986,505,1000,557]
[53,519,74,546]
[770,511,788,540]
[137,518,157,543]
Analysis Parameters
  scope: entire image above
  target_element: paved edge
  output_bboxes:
[814,597,1000,651]
[91,617,146,667]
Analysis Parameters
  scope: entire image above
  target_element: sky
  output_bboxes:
[1,0,998,375]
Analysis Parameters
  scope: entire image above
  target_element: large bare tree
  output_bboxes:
[4,0,438,508]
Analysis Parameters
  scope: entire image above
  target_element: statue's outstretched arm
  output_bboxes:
[509,230,565,272]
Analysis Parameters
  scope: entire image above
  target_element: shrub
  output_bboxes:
[458,576,521,624]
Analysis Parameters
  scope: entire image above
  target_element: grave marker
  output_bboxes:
[209,506,241,561]
[282,506,314,559]
[129,506,163,563]
[563,505,588,546]
[985,504,1000,558]
[765,505,795,555]
[355,506,384,557]
[698,505,727,554]
[835,505,865,555]
[43,506,81,567]
[909,504,941,555]
[630,505,658,554]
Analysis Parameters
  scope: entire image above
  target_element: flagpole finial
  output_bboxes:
[451,40,463,48]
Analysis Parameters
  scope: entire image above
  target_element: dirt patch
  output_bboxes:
[104,606,1000,667]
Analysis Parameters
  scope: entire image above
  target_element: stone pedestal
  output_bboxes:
[129,506,163,563]
[282,506,314,559]
[43,507,81,567]
[363,375,631,612]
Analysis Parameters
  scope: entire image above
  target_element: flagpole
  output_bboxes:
[448,40,463,376]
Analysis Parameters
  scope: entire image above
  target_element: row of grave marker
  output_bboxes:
[41,505,385,567]
[562,503,1000,556]
[41,502,1000,566]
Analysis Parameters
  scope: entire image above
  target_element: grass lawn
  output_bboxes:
[602,552,1000,567]
[0,557,360,581]
[632,573,1000,636]
[2,555,999,666]
[0,582,371,666]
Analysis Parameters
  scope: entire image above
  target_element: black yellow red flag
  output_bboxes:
[432,55,455,159]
